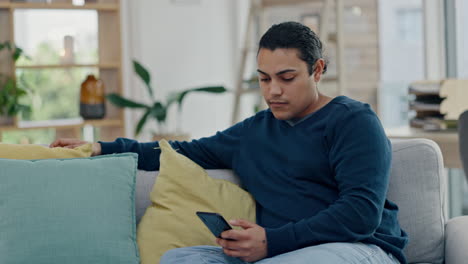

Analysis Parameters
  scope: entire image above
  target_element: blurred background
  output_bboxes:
[0,0,467,215]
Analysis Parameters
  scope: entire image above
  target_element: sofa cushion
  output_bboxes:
[387,139,445,263]
[135,169,242,224]
[134,139,445,263]
[0,143,92,159]
[136,140,255,264]
[0,153,140,264]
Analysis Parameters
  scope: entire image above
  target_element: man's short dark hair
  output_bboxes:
[258,21,327,76]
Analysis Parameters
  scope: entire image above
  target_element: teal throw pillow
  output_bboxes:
[0,153,140,264]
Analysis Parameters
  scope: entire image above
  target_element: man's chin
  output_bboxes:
[270,111,290,120]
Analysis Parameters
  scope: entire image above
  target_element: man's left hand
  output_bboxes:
[216,219,268,262]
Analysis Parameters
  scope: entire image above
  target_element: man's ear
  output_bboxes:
[313,59,325,82]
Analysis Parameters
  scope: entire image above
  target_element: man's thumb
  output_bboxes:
[229,219,255,229]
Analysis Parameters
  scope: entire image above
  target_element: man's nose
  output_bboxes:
[269,80,282,95]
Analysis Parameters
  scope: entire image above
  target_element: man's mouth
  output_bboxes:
[269,100,288,107]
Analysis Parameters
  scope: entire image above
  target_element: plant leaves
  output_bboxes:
[135,109,151,136]
[0,42,29,61]
[166,92,182,108]
[135,102,167,135]
[0,43,31,117]
[149,102,166,122]
[19,104,32,119]
[16,104,31,113]
[4,78,15,93]
[6,99,17,116]
[3,42,11,50]
[133,60,154,99]
[191,86,227,93]
[13,47,23,61]
[15,87,27,96]
[106,93,149,108]
[174,86,226,108]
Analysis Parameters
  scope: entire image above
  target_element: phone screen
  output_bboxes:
[196,211,232,238]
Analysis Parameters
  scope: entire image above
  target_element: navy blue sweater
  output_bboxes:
[100,96,408,263]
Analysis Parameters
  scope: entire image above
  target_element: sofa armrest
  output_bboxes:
[445,216,468,264]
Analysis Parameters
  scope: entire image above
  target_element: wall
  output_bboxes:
[121,0,251,140]
[263,0,380,109]
[120,0,385,139]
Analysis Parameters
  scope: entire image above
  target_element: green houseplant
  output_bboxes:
[0,42,31,122]
[106,60,226,136]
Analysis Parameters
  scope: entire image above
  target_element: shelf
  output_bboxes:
[261,0,318,8]
[5,2,118,11]
[1,0,124,141]
[0,118,122,131]
[16,63,120,70]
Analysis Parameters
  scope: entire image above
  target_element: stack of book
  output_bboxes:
[408,80,454,131]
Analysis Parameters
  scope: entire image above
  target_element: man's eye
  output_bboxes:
[283,77,294,82]
[260,78,270,82]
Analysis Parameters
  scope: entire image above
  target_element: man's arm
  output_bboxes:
[265,109,394,257]
[98,117,251,171]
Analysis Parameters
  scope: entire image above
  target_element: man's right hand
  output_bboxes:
[49,138,102,156]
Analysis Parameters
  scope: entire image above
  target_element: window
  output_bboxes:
[14,10,98,66]
[18,67,99,122]
[378,0,424,128]
[1,129,55,145]
[396,8,422,43]
[14,10,98,123]
[456,0,468,77]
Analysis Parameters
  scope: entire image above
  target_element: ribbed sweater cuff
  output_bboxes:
[98,141,121,155]
[265,224,297,257]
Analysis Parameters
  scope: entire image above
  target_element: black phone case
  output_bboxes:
[196,211,232,238]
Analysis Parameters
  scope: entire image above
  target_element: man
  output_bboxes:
[51,22,408,263]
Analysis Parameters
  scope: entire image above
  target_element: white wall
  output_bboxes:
[121,0,251,140]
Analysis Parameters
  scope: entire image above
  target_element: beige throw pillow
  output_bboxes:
[137,140,256,264]
[0,143,92,159]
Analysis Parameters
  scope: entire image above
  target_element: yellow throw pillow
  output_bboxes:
[137,140,256,264]
[0,143,92,159]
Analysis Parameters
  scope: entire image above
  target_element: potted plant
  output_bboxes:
[106,60,227,139]
[0,42,31,125]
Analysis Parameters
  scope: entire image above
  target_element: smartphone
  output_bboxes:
[196,211,233,239]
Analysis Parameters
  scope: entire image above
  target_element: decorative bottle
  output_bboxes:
[80,74,105,119]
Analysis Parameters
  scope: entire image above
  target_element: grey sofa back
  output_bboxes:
[134,138,446,264]
[387,139,445,263]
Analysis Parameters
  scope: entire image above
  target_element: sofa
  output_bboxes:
[134,138,468,264]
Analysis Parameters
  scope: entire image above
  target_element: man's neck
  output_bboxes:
[302,93,333,117]
[287,94,335,126]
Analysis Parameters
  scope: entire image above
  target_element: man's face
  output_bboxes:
[257,48,318,120]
